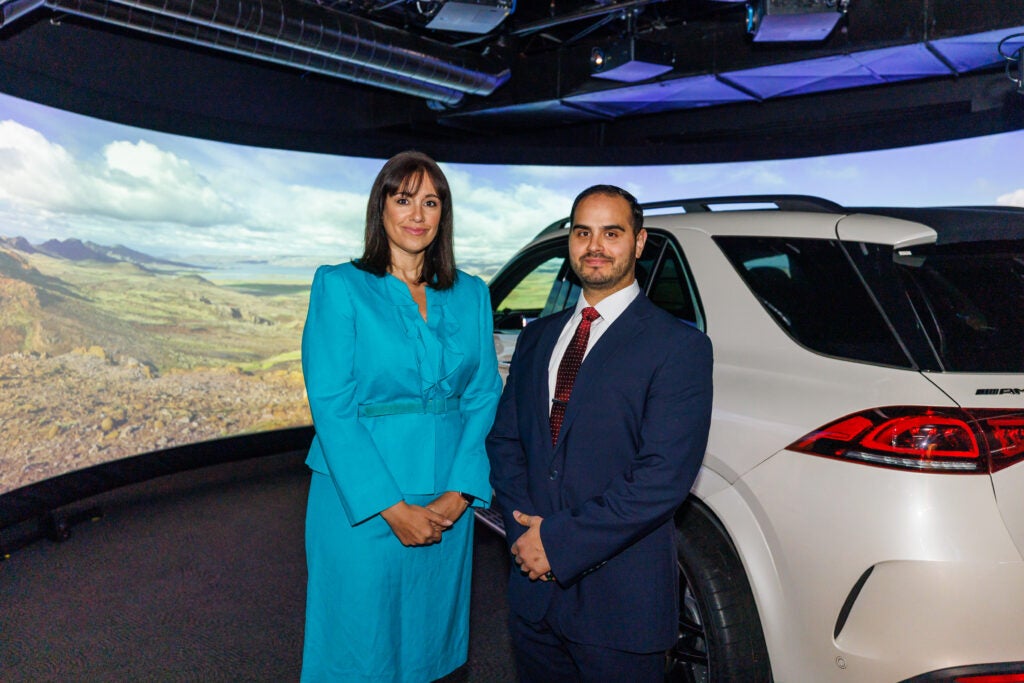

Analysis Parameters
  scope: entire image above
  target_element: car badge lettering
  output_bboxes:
[976,388,1024,395]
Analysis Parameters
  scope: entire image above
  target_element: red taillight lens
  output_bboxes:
[981,415,1024,472]
[955,675,1024,683]
[789,407,1024,474]
[861,414,979,459]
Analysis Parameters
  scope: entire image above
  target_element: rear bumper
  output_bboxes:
[836,560,1024,677]
[709,451,1024,681]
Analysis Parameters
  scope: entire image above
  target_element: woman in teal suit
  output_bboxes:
[300,151,502,682]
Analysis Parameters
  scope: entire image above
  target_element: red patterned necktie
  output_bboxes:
[550,306,600,445]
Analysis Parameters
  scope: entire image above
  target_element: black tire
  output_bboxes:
[665,500,773,683]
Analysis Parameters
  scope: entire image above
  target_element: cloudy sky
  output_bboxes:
[1,90,1022,277]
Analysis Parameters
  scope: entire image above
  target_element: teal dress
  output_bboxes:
[300,262,501,683]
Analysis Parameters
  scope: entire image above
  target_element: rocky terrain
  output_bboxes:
[0,237,311,494]
[0,348,307,492]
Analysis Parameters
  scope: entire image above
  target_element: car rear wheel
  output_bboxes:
[666,501,772,683]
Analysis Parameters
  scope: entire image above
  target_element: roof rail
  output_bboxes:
[643,194,845,213]
[533,194,844,238]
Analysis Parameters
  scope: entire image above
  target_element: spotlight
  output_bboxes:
[746,0,847,43]
[589,36,675,83]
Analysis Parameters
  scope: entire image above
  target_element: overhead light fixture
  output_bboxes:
[590,36,675,83]
[746,0,848,43]
[426,0,514,34]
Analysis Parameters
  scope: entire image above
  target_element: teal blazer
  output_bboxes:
[302,262,501,525]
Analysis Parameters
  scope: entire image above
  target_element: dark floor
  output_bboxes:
[0,451,516,682]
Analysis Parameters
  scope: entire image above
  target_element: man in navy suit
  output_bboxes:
[486,185,714,682]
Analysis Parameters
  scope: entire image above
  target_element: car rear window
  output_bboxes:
[894,239,1024,372]
[714,236,912,368]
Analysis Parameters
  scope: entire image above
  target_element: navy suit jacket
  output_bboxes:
[486,292,713,652]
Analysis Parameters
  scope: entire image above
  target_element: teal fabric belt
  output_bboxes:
[358,397,461,417]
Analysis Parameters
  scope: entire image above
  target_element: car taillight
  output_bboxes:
[985,415,1024,472]
[955,675,1024,683]
[789,407,1024,474]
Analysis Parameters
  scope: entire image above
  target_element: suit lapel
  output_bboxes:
[555,295,652,449]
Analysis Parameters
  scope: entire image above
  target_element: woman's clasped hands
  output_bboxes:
[380,491,471,546]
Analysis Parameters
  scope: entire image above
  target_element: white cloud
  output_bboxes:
[0,119,383,261]
[447,168,573,262]
[7,92,1024,272]
[997,189,1024,207]
[663,161,788,194]
[665,165,725,186]
[728,163,787,188]
[505,165,611,183]
[805,159,862,182]
[0,121,242,227]
[105,139,195,184]
[95,140,242,225]
[0,120,79,207]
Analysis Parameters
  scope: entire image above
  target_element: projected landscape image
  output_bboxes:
[0,237,309,492]
[1,90,1022,496]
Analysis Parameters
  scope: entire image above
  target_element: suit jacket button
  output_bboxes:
[549,470,558,480]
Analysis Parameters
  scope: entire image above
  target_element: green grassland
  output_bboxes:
[0,248,314,493]
[0,252,309,372]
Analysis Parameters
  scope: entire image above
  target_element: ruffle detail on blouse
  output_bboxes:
[383,274,464,403]
[431,296,464,399]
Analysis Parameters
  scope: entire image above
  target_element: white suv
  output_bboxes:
[478,196,1024,683]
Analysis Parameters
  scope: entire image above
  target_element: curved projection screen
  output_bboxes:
[1,91,1022,496]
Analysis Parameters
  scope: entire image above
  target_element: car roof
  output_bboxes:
[652,211,937,248]
[847,206,1024,244]
[531,195,1024,247]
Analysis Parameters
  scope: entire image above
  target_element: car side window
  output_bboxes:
[491,242,575,331]
[638,231,706,331]
[644,235,705,331]
[496,256,562,313]
[491,230,706,333]
[715,235,911,367]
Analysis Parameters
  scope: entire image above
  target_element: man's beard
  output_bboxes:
[573,252,634,290]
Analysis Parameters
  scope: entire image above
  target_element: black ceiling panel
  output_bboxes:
[0,0,1021,163]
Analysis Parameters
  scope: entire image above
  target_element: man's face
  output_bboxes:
[568,193,647,300]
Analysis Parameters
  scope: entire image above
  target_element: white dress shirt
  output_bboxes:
[547,281,641,414]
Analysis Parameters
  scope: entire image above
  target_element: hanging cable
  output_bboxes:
[998,32,1024,93]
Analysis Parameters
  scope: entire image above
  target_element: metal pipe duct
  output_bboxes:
[80,0,506,96]
[45,0,468,104]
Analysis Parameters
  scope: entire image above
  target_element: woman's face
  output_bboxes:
[382,172,442,262]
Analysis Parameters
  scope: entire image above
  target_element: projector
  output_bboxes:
[425,0,512,34]
[590,37,675,83]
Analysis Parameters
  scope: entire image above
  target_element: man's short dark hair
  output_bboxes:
[570,185,644,234]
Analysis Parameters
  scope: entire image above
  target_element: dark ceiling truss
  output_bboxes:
[447,27,1024,126]
[2,0,510,105]
[0,0,1021,164]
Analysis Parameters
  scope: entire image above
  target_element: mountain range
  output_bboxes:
[0,235,196,269]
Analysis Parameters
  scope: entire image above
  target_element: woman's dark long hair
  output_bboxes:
[356,150,457,290]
